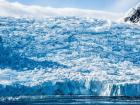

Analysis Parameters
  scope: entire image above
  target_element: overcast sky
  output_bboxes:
[8,0,139,13]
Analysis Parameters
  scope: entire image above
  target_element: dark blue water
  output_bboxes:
[0,96,140,105]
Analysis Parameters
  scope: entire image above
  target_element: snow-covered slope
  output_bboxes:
[0,17,140,96]
[124,3,140,23]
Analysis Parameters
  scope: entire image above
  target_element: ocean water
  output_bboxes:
[0,17,140,98]
[0,96,140,105]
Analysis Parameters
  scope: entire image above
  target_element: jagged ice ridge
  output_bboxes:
[0,17,140,96]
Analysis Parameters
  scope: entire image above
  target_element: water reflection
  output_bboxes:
[0,96,140,105]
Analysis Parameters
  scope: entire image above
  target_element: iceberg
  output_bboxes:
[0,17,140,96]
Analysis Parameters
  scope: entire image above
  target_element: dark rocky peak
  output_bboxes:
[124,3,140,23]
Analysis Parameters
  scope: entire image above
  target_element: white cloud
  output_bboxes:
[0,0,123,21]
[111,0,139,13]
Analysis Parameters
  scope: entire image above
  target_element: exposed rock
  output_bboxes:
[124,3,140,23]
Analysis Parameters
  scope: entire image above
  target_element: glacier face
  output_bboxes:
[0,17,140,96]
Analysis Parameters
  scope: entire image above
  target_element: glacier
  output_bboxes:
[0,17,140,96]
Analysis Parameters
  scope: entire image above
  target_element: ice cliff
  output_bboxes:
[0,17,140,96]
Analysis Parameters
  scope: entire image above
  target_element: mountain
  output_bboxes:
[124,3,140,23]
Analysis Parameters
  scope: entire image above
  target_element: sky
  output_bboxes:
[8,0,139,13]
[0,0,139,20]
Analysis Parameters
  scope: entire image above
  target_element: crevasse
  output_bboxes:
[0,17,140,96]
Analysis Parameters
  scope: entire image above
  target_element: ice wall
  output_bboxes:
[0,17,140,96]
